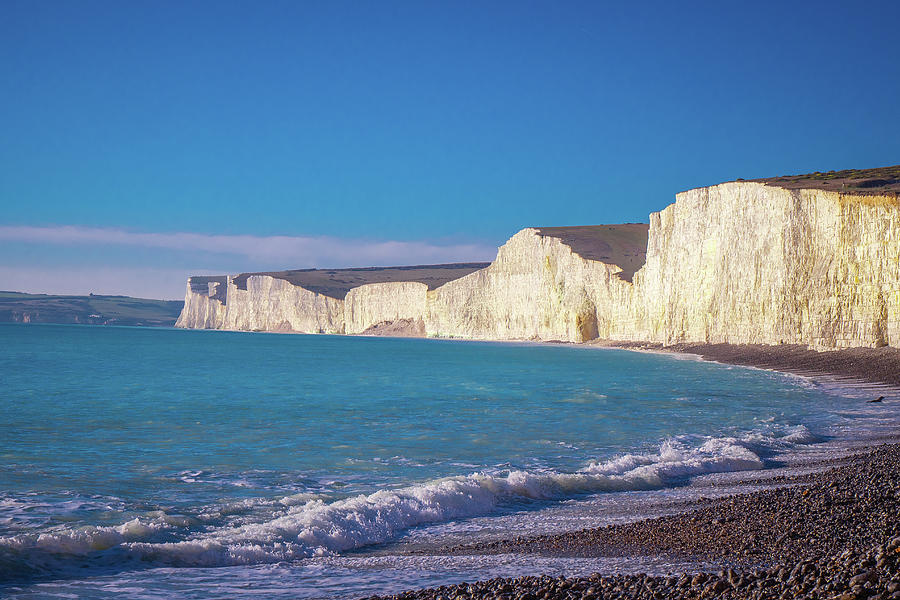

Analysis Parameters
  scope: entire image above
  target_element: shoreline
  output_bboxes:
[177,323,900,393]
[168,321,900,393]
[357,343,900,600]
[590,341,900,391]
[6,325,900,598]
[364,442,900,600]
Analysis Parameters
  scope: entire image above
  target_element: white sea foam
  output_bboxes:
[0,517,171,556]
[0,427,816,571]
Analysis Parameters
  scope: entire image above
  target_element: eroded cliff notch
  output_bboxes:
[188,276,228,303]
[534,224,650,282]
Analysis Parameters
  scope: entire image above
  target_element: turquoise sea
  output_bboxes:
[0,324,894,598]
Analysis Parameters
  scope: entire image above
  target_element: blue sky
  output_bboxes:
[2,1,899,299]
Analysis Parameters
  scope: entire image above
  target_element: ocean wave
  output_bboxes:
[0,493,127,535]
[0,426,817,574]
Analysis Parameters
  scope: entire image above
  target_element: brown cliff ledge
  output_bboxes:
[230,263,491,300]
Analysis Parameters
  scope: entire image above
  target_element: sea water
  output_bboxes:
[0,323,895,599]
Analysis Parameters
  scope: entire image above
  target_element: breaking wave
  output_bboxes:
[0,426,816,577]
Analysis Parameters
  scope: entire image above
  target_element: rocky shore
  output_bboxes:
[362,443,900,600]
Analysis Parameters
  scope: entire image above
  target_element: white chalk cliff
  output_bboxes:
[176,181,900,350]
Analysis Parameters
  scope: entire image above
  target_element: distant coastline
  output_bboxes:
[0,291,183,327]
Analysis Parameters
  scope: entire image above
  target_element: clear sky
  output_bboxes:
[2,0,899,299]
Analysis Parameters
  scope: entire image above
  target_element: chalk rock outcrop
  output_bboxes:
[176,178,900,350]
[177,264,489,336]
[345,282,428,334]
[222,275,345,333]
[175,276,227,329]
[633,183,900,348]
[425,228,638,342]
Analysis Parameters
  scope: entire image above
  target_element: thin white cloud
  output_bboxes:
[0,265,209,300]
[0,225,498,268]
[0,225,499,299]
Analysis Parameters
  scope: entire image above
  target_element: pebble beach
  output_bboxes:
[362,346,900,600]
[363,442,900,600]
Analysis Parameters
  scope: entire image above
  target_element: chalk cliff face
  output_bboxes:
[633,183,900,348]
[175,277,227,329]
[221,275,345,333]
[344,282,428,334]
[176,181,900,350]
[425,229,636,342]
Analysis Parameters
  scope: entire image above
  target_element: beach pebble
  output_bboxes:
[363,444,900,600]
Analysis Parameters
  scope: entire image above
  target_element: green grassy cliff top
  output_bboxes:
[0,292,183,326]
[745,165,900,195]
[230,263,491,300]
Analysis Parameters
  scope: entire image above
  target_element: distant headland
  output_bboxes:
[0,291,183,327]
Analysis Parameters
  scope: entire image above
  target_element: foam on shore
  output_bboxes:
[0,425,820,576]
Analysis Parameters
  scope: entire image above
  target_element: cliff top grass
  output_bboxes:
[228,263,491,300]
[748,164,900,195]
[535,223,649,282]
